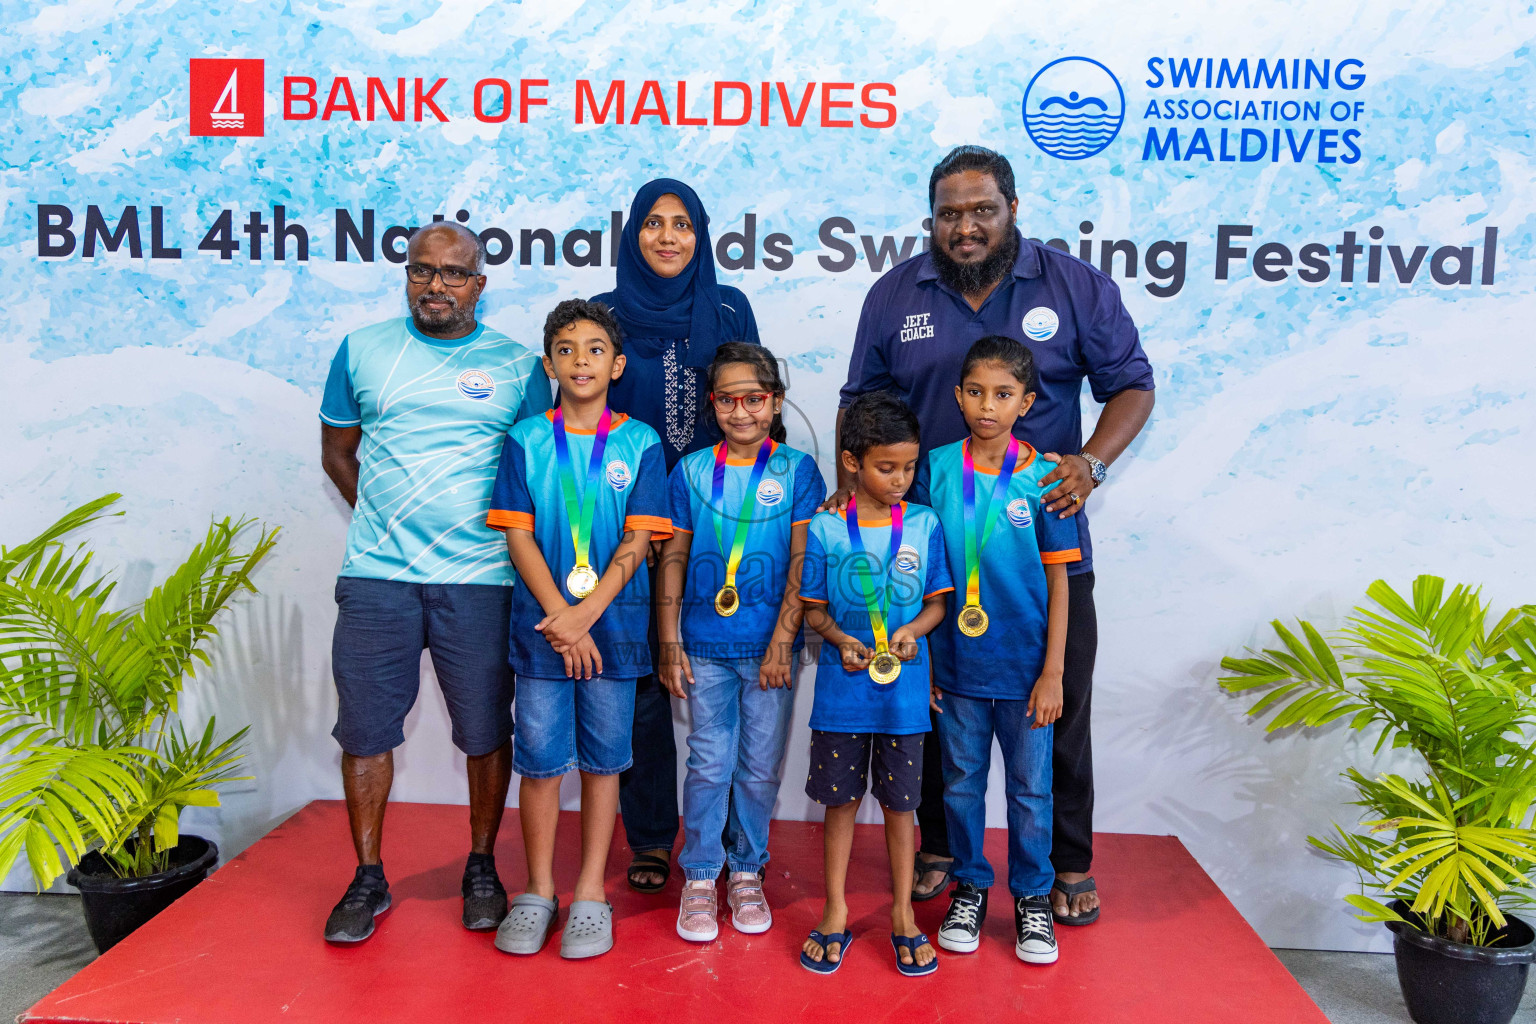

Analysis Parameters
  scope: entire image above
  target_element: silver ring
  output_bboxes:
[1069,492,1081,505]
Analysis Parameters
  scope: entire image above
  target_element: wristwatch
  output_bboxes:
[1078,450,1108,486]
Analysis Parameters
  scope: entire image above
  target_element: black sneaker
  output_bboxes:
[937,882,987,953]
[1015,895,1058,964]
[324,866,391,944]
[462,854,508,931]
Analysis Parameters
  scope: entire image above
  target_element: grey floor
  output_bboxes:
[1,893,1532,1023]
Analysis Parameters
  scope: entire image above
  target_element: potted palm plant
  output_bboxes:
[1220,576,1536,1024]
[0,494,277,951]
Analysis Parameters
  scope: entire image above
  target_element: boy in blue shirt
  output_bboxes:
[799,391,953,977]
[486,299,672,960]
[911,336,1080,965]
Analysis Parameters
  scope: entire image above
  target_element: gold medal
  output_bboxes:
[566,563,599,599]
[957,604,989,638]
[868,647,901,685]
[714,585,740,617]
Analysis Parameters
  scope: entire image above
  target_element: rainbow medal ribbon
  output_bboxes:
[846,493,904,685]
[710,439,774,616]
[552,406,612,599]
[958,436,1020,637]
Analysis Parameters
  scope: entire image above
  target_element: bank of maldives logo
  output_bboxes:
[1022,57,1124,160]
[189,59,265,137]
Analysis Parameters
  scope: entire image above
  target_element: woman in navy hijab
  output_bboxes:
[594,178,761,470]
[591,179,761,893]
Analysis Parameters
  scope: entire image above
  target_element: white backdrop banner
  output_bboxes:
[3,0,1533,951]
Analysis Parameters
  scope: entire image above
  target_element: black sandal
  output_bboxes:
[626,850,671,894]
[911,855,954,902]
[1051,876,1101,925]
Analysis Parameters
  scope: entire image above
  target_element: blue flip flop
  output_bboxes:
[800,929,855,974]
[891,932,939,976]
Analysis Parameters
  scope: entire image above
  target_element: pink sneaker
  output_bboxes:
[676,880,719,942]
[727,873,772,934]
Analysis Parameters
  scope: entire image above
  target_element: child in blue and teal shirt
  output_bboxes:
[910,335,1080,967]
[486,299,672,961]
[799,391,953,978]
[659,342,825,943]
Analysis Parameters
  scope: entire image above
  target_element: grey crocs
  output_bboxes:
[560,899,614,959]
[494,893,559,955]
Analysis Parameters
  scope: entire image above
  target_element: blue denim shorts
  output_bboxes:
[331,577,513,758]
[513,675,637,778]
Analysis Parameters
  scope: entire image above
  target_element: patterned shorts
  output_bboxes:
[804,730,925,811]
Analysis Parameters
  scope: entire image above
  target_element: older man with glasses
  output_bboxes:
[316,222,553,944]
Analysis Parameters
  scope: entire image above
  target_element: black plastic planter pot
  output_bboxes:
[1386,900,1535,1024]
[66,835,219,953]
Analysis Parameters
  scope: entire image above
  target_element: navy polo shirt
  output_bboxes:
[839,232,1153,575]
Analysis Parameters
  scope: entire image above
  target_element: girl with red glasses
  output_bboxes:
[656,342,827,943]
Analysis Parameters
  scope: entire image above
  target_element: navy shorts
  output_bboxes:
[331,577,513,757]
[805,730,925,811]
[513,675,636,778]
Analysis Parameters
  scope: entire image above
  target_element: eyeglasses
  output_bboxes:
[709,392,775,413]
[405,263,475,287]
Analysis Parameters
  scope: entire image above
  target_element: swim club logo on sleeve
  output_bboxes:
[324,318,549,585]
[922,439,1083,700]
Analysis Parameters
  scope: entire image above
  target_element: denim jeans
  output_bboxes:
[936,691,1054,898]
[678,655,796,879]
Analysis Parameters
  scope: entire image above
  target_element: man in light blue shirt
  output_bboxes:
[317,222,552,944]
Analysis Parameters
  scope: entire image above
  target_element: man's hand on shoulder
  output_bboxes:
[1039,453,1094,519]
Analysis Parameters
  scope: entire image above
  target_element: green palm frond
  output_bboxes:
[0,496,276,887]
[1222,575,1536,945]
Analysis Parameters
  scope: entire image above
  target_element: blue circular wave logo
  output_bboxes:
[1022,57,1125,161]
[456,369,495,401]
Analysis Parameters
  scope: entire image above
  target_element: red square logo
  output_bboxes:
[190,58,265,137]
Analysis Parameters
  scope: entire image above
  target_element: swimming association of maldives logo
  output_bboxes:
[189,59,265,137]
[1021,57,1124,160]
[455,369,495,401]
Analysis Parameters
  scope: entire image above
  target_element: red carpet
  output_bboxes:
[24,800,1325,1024]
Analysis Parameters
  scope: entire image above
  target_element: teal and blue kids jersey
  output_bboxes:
[801,502,954,735]
[668,441,826,660]
[911,439,1082,700]
[488,411,672,680]
[319,318,552,585]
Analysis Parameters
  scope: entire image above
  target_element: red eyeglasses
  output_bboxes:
[709,392,775,413]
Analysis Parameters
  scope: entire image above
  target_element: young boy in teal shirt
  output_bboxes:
[487,299,672,960]
[799,391,953,977]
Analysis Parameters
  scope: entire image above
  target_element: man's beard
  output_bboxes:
[930,218,1019,296]
[410,291,476,334]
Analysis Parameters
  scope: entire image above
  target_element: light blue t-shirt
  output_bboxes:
[319,317,553,585]
[801,502,953,735]
[912,439,1082,700]
[488,411,672,680]
[668,441,826,660]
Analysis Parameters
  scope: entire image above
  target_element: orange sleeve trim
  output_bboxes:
[673,526,694,535]
[924,586,956,599]
[487,510,534,532]
[800,596,829,604]
[791,517,813,527]
[1040,548,1082,565]
[625,514,674,539]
